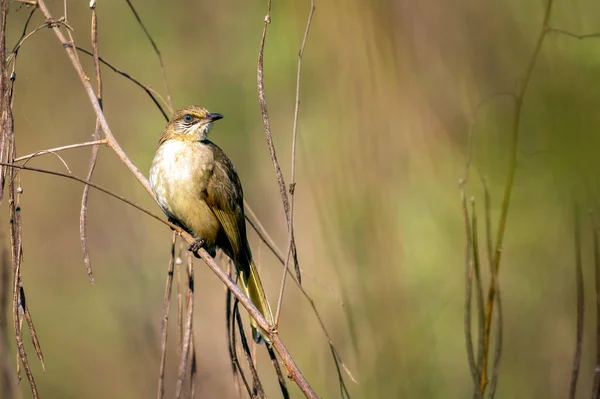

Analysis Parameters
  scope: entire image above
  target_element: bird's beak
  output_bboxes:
[206,112,224,122]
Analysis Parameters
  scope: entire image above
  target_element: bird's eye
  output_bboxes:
[183,114,193,123]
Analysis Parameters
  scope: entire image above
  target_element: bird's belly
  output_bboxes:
[150,142,221,248]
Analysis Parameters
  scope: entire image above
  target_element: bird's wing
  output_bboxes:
[205,145,246,257]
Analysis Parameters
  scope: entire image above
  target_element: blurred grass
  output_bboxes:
[3,0,600,398]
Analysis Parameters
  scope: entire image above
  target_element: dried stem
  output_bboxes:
[234,301,265,398]
[174,253,194,399]
[274,0,315,325]
[227,264,252,399]
[569,204,584,399]
[460,181,479,391]
[157,232,176,399]
[79,0,103,284]
[14,139,108,163]
[256,0,301,286]
[267,345,290,399]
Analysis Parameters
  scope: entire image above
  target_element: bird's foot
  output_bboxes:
[188,239,206,257]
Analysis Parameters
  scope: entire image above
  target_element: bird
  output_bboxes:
[149,105,273,343]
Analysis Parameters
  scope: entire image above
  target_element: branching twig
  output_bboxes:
[479,1,555,392]
[14,140,108,163]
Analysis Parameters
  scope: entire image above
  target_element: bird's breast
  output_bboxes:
[150,140,220,245]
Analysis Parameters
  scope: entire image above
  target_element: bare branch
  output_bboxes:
[14,140,108,163]
[234,301,265,398]
[174,253,194,399]
[157,232,176,399]
[79,1,104,284]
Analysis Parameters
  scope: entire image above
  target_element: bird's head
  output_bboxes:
[160,105,224,144]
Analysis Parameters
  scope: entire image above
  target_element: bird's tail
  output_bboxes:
[239,259,274,344]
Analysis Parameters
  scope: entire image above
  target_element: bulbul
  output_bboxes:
[149,105,274,343]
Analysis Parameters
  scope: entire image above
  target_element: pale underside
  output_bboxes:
[149,139,221,251]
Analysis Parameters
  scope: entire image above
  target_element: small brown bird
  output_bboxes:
[149,105,273,343]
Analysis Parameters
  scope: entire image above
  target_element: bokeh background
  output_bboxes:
[3,0,600,398]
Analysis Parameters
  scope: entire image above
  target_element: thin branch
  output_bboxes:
[75,47,170,121]
[0,162,177,230]
[176,246,183,356]
[157,232,176,399]
[547,27,600,40]
[570,204,584,399]
[122,0,173,114]
[174,253,194,399]
[460,181,479,392]
[13,139,108,162]
[274,0,315,325]
[471,198,486,397]
[234,301,265,398]
[480,0,554,392]
[267,345,290,399]
[256,0,301,287]
[227,264,252,399]
[79,1,103,284]
[189,329,197,399]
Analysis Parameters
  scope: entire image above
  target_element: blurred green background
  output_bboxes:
[3,0,600,398]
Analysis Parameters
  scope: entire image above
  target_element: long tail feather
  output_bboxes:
[239,259,273,344]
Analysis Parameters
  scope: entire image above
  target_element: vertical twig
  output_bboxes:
[480,1,554,391]
[80,0,103,284]
[176,245,184,356]
[157,232,176,399]
[471,198,486,397]
[267,345,290,399]
[189,329,197,399]
[570,204,584,399]
[0,235,17,399]
[274,0,315,324]
[174,253,194,399]
[234,301,265,398]
[256,0,301,286]
[226,262,250,399]
[460,181,479,392]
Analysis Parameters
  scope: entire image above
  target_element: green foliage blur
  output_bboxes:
[3,0,600,398]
